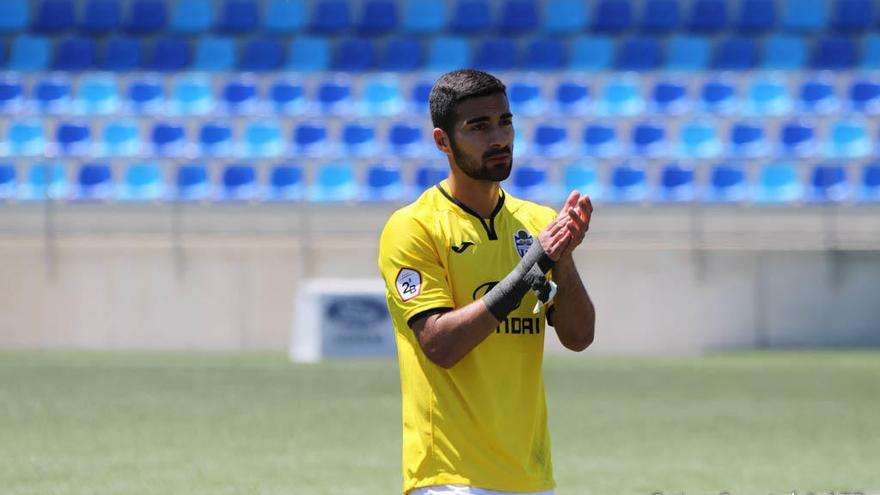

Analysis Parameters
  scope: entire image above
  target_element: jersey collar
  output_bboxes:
[435,182,506,241]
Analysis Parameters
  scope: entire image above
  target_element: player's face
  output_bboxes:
[449,92,514,182]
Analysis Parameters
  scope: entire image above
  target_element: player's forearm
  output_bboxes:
[550,254,595,352]
[419,301,500,368]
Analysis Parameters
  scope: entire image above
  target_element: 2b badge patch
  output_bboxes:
[395,268,422,302]
[513,229,534,258]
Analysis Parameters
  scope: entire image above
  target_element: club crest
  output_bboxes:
[513,229,534,258]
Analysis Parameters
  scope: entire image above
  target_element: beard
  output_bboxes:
[451,143,513,182]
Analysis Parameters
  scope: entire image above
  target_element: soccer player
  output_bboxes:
[378,69,595,495]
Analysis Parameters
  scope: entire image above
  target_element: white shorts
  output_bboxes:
[410,485,555,495]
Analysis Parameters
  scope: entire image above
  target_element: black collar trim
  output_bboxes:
[435,184,505,241]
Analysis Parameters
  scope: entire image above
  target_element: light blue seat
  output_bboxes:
[862,34,880,69]
[451,0,492,34]
[268,164,303,201]
[0,163,16,199]
[706,164,747,202]
[310,163,358,202]
[171,76,214,115]
[543,0,588,34]
[175,164,211,200]
[77,74,120,115]
[244,122,284,158]
[199,123,233,157]
[171,0,214,33]
[780,122,816,157]
[76,163,114,201]
[827,121,871,159]
[748,79,792,116]
[583,124,621,158]
[658,164,696,202]
[782,0,827,32]
[56,122,92,156]
[8,121,47,157]
[402,0,446,34]
[811,165,849,202]
[762,34,807,70]
[364,164,404,202]
[360,77,404,116]
[666,35,709,71]
[426,36,471,72]
[120,162,163,200]
[730,123,768,158]
[679,122,721,158]
[609,164,649,202]
[569,36,613,71]
[508,81,544,116]
[34,77,72,114]
[102,121,141,157]
[533,124,570,158]
[221,164,259,201]
[389,123,425,157]
[342,122,379,157]
[265,0,306,33]
[192,37,237,71]
[563,162,602,200]
[286,37,330,72]
[8,36,51,72]
[598,80,644,116]
[23,162,67,200]
[0,0,29,33]
[555,81,590,115]
[509,165,549,202]
[293,123,329,157]
[756,163,803,202]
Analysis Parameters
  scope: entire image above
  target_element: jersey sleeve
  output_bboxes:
[378,210,455,328]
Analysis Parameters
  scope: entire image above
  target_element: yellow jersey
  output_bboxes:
[378,180,558,494]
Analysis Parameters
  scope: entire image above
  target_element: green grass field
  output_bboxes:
[1,351,878,495]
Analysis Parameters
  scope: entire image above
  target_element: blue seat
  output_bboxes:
[680,122,721,158]
[364,164,404,201]
[523,38,565,71]
[756,163,803,202]
[659,164,695,202]
[389,123,424,157]
[359,0,397,35]
[270,79,307,114]
[812,37,857,70]
[192,37,236,72]
[361,76,404,116]
[8,121,47,156]
[583,124,621,158]
[426,36,471,72]
[861,164,880,201]
[533,124,570,158]
[631,123,666,157]
[223,79,259,114]
[543,0,588,34]
[569,36,613,71]
[101,37,141,71]
[0,78,24,113]
[563,162,602,200]
[475,38,518,71]
[688,0,727,33]
[641,0,679,33]
[199,123,233,156]
[77,74,119,115]
[120,162,163,201]
[748,79,791,115]
[171,76,214,115]
[593,0,632,33]
[310,163,358,202]
[333,38,376,72]
[862,34,880,69]
[54,37,96,71]
[176,164,211,200]
[293,123,329,156]
[665,35,709,71]
[610,164,649,202]
[799,79,837,114]
[8,36,51,71]
[850,79,880,112]
[221,164,259,200]
[831,0,873,32]
[381,37,423,71]
[81,0,120,33]
[76,163,113,200]
[268,164,304,201]
[245,122,284,158]
[555,81,590,115]
[508,81,544,116]
[780,122,816,157]
[414,165,447,192]
[510,165,549,201]
[499,0,538,34]
[707,164,747,202]
[317,79,352,115]
[286,37,330,72]
[128,78,164,113]
[146,37,190,72]
[616,37,662,71]
[737,0,776,32]
[652,81,688,114]
[151,123,186,157]
[34,77,71,113]
[410,81,433,114]
[33,0,75,33]
[311,0,350,34]
[0,0,29,33]
[56,122,91,156]
[240,38,283,72]
[811,165,849,202]
[342,122,378,157]
[265,0,306,33]
[782,0,827,32]
[598,79,643,116]
[102,121,141,157]
[828,121,871,159]
[171,0,214,33]
[126,0,167,34]
[451,0,492,34]
[22,162,66,200]
[218,0,259,33]
[0,164,16,199]
[402,0,446,34]
[712,37,757,70]
[730,123,768,157]
[762,34,807,70]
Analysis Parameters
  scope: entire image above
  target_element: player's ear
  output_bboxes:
[433,128,452,155]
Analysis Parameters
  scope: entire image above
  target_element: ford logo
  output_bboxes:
[326,297,389,328]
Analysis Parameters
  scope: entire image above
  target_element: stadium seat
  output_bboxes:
[862,34,880,69]
[593,0,632,33]
[146,37,190,72]
[508,81,544,116]
[171,76,214,116]
[270,79,307,114]
[218,0,259,34]
[76,163,113,201]
[102,121,141,157]
[730,123,768,158]
[665,35,710,71]
[679,122,721,158]
[8,36,51,72]
[569,36,613,71]
[151,123,187,157]
[23,162,66,200]
[706,163,747,202]
[688,0,727,33]
[100,37,141,71]
[221,164,259,200]
[359,0,397,36]
[831,0,873,32]
[34,77,71,113]
[176,164,211,200]
[402,0,446,34]
[701,80,737,114]
[762,34,807,70]
[861,164,880,201]
[850,79,880,113]
[543,0,588,34]
[381,37,423,71]
[81,0,120,33]
[756,163,803,202]
[812,37,857,70]
[77,74,120,115]
[609,164,649,202]
[32,0,75,33]
[524,38,566,71]
[193,37,237,71]
[128,78,164,113]
[310,163,358,202]
[475,38,518,72]
[53,37,95,71]
[555,81,590,115]
[361,76,404,116]
[410,81,433,114]
[120,162,163,201]
[171,0,214,33]
[286,37,330,72]
[631,123,666,158]
[0,0,29,33]
[7,122,47,156]
[426,36,471,72]
[533,124,570,158]
[499,0,538,34]
[827,121,871,159]
[56,122,91,156]
[451,0,492,34]
[333,38,376,72]
[0,77,24,113]
[799,79,838,114]
[342,122,379,157]
[126,0,167,34]
[811,164,849,201]
[510,165,549,201]
[782,0,827,32]
[413,165,446,193]
[268,164,304,201]
[223,79,259,114]
[244,122,284,158]
[617,37,662,71]
[317,79,353,115]
[658,164,696,201]
[563,162,602,200]
[748,79,792,115]
[311,0,351,34]
[389,123,425,157]
[364,164,404,201]
[293,123,329,156]
[240,38,283,72]
[780,122,816,157]
[652,81,688,114]
[0,164,16,200]
[199,123,233,157]
[598,79,644,116]
[583,124,621,158]
[641,0,679,33]
[265,0,306,33]
[712,37,757,70]
[737,0,776,32]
